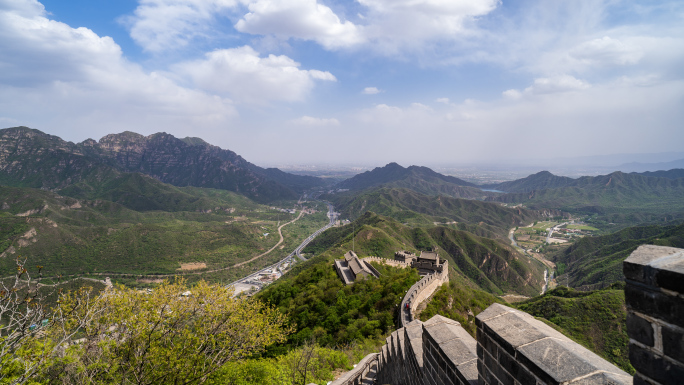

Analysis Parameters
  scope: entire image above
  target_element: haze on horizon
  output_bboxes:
[1,0,683,166]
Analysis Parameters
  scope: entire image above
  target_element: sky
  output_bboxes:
[0,0,683,167]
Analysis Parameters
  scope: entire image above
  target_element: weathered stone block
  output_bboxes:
[477,304,630,385]
[630,342,684,384]
[625,283,684,329]
[568,371,634,385]
[662,324,684,364]
[624,245,684,293]
[476,304,567,356]
[627,312,655,347]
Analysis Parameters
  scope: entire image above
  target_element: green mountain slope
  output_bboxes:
[488,171,575,193]
[552,223,684,288]
[332,187,555,239]
[633,168,684,179]
[0,184,326,282]
[302,212,546,296]
[516,285,633,374]
[59,170,256,212]
[336,163,489,199]
[492,171,684,220]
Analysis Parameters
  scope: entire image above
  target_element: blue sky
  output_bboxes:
[0,0,683,166]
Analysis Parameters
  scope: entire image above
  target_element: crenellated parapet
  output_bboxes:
[334,245,684,385]
[624,245,684,385]
[398,269,449,327]
[476,304,631,384]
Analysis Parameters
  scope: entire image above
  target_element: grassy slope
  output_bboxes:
[552,223,684,288]
[516,285,633,374]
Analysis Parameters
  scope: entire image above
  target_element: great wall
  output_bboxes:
[330,245,684,385]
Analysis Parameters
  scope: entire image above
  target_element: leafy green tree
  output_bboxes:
[42,279,290,385]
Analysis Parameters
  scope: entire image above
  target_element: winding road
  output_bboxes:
[229,201,337,293]
[233,209,304,268]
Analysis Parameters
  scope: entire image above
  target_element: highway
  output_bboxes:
[295,201,337,261]
[228,200,338,295]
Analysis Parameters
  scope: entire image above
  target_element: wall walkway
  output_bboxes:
[333,245,684,385]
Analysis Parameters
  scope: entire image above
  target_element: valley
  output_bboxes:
[2,127,684,384]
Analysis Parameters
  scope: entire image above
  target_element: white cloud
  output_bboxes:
[502,89,522,100]
[290,116,340,126]
[524,75,590,95]
[569,36,643,66]
[357,102,434,125]
[120,0,239,52]
[343,78,684,164]
[0,0,236,139]
[235,0,363,49]
[358,0,499,52]
[0,0,44,17]
[436,97,450,104]
[362,87,381,94]
[232,0,500,53]
[173,46,336,103]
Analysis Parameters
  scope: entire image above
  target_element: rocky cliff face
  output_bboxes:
[0,127,322,202]
[0,127,110,189]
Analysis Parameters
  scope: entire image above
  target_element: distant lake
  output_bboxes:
[480,188,505,193]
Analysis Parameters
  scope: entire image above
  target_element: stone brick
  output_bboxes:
[497,347,535,385]
[627,312,655,347]
[475,303,512,329]
[625,283,684,328]
[567,371,634,385]
[479,360,499,385]
[633,373,657,385]
[517,337,628,384]
[623,245,684,293]
[630,342,684,384]
[480,333,499,359]
[662,324,684,363]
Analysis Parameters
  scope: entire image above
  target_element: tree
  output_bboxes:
[44,279,290,385]
[1,257,103,385]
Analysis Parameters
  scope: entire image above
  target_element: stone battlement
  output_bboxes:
[399,264,449,327]
[333,245,684,385]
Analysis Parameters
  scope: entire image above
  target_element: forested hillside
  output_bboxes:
[490,171,684,229]
[552,223,684,288]
[301,212,546,296]
[331,187,557,240]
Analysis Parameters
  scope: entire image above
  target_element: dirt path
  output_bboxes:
[234,209,304,268]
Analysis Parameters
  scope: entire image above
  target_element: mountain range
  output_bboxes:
[0,127,326,203]
[335,162,488,199]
